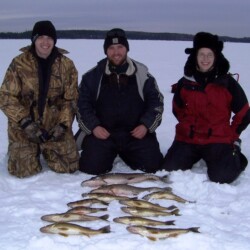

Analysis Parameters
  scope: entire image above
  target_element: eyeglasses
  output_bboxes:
[106,28,126,38]
[197,52,215,60]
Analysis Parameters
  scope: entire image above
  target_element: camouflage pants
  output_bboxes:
[8,131,79,178]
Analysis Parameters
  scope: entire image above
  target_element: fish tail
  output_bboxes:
[164,220,175,225]
[188,200,196,204]
[172,209,181,216]
[142,195,150,201]
[160,175,173,184]
[100,214,109,221]
[189,227,200,233]
[163,187,173,192]
[100,225,111,234]
[167,205,178,210]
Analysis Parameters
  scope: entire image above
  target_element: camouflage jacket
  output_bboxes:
[0,45,78,131]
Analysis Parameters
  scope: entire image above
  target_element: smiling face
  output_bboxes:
[106,44,127,66]
[196,48,215,72]
[34,35,54,59]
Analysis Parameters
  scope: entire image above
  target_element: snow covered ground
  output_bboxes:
[0,39,250,250]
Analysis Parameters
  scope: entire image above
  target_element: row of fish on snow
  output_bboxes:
[40,172,200,241]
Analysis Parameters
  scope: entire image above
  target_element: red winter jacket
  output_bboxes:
[172,73,250,145]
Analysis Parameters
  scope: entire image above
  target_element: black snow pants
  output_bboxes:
[79,131,163,175]
[161,140,247,184]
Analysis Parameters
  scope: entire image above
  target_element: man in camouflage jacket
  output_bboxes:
[0,20,79,178]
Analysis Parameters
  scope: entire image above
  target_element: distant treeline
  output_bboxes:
[0,30,250,43]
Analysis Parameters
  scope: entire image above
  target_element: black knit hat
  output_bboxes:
[103,28,129,54]
[185,32,223,55]
[31,20,57,44]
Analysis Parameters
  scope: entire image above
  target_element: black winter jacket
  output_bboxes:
[76,57,164,136]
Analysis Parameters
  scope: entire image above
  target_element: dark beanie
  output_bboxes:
[31,20,57,44]
[103,28,129,54]
[185,32,223,55]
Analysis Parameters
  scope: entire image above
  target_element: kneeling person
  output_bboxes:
[76,28,164,174]
[0,20,79,177]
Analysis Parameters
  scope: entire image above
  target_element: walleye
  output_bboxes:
[41,212,109,223]
[119,199,177,211]
[40,222,111,237]
[121,206,180,217]
[142,190,194,203]
[81,173,170,187]
[67,198,109,208]
[126,225,200,241]
[90,184,172,197]
[113,216,175,226]
[66,206,107,215]
[82,193,129,203]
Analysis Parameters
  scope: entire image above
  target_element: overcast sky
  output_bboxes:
[0,0,249,38]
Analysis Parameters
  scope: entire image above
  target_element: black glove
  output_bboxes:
[232,138,242,158]
[20,117,49,143]
[233,139,241,152]
[49,123,67,141]
[233,139,248,171]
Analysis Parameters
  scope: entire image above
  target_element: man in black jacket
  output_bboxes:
[75,28,164,174]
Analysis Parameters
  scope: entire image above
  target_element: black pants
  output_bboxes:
[79,131,163,175]
[161,140,247,184]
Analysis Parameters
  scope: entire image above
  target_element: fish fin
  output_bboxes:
[130,197,138,200]
[59,233,69,237]
[147,236,157,241]
[170,233,179,238]
[127,177,135,181]
[110,190,117,196]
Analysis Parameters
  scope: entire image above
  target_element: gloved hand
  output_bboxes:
[20,117,49,143]
[233,138,248,171]
[49,123,67,141]
[234,139,241,150]
[233,138,241,156]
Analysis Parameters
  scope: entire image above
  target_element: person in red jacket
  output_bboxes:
[161,32,250,184]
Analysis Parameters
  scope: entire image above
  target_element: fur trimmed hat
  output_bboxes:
[31,20,57,44]
[185,32,223,55]
[103,28,129,54]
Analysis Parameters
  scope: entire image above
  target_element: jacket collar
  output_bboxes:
[105,56,136,76]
